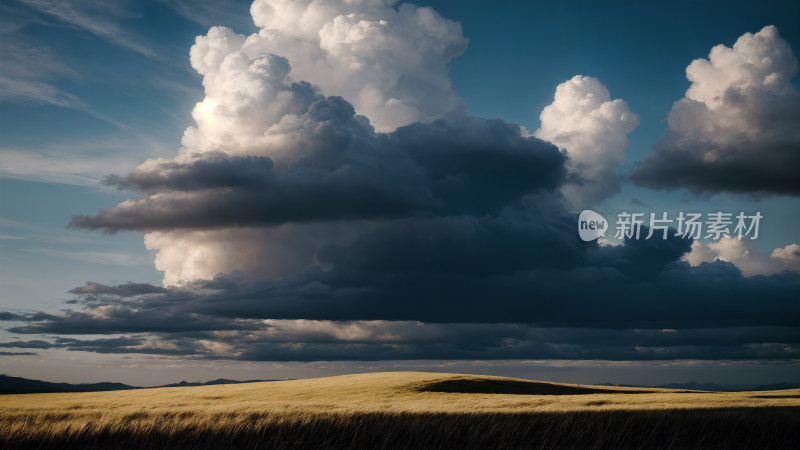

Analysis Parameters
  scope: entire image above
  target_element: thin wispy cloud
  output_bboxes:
[19,0,162,60]
[0,40,83,108]
[159,0,254,30]
[0,38,142,135]
[0,138,169,187]
[0,1,45,34]
[22,248,152,267]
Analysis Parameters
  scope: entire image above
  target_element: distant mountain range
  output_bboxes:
[600,381,800,392]
[0,375,275,395]
[3,374,798,395]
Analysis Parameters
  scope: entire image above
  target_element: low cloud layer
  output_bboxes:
[9,246,800,330]
[3,226,800,361]
[633,26,800,195]
[1,323,798,361]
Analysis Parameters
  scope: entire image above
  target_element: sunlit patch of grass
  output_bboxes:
[1,372,798,448]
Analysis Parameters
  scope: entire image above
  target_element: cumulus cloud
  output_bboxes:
[633,26,800,195]
[69,45,564,284]
[72,91,564,283]
[535,75,639,209]
[61,1,555,285]
[184,0,466,136]
[685,238,800,277]
[246,0,467,132]
[772,244,800,272]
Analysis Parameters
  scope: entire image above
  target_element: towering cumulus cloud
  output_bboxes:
[68,0,477,285]
[4,3,798,363]
[245,0,466,133]
[535,76,639,209]
[633,26,800,195]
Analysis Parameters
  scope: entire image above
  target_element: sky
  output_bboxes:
[1,0,799,386]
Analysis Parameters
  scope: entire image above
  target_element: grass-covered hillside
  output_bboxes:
[1,371,798,448]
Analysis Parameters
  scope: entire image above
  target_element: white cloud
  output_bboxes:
[186,0,467,133]
[633,25,800,195]
[685,25,797,106]
[132,0,468,284]
[109,3,636,286]
[684,237,800,277]
[771,244,800,272]
[534,75,639,210]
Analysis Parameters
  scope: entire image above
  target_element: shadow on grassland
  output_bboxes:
[412,377,662,395]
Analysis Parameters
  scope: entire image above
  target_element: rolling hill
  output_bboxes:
[0,374,275,394]
[1,371,799,448]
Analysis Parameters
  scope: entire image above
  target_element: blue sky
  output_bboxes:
[1,0,799,384]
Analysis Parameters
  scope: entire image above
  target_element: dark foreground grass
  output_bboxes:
[2,407,799,449]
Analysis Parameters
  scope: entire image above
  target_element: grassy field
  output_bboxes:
[1,371,799,448]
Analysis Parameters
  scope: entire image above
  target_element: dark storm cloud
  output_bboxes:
[69,100,565,232]
[591,230,692,281]
[0,311,58,321]
[0,339,56,349]
[0,312,25,321]
[69,282,169,297]
[56,336,200,355]
[317,199,580,276]
[8,304,258,335]
[227,342,800,362]
[9,230,800,336]
[221,324,800,362]
[9,149,800,363]
[632,116,800,195]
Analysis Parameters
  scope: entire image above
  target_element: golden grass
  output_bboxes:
[1,371,799,448]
